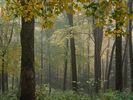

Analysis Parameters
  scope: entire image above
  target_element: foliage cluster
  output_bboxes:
[84,0,133,37]
[2,0,88,28]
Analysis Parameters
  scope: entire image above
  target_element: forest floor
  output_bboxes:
[1,88,133,100]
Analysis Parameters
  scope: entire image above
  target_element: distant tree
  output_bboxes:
[106,41,116,89]
[93,21,103,93]
[128,0,133,91]
[0,20,15,93]
[63,39,69,91]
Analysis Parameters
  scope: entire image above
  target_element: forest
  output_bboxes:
[0,0,133,100]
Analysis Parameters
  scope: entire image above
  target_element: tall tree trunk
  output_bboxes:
[115,0,124,91]
[93,25,103,93]
[12,75,15,90]
[67,13,78,92]
[1,53,8,93]
[101,59,105,91]
[128,0,133,91]
[106,41,116,89]
[48,39,51,94]
[56,66,59,88]
[105,38,110,80]
[5,61,8,92]
[115,36,123,91]
[20,17,35,100]
[123,48,128,89]
[63,40,68,91]
[48,63,51,94]
[87,34,91,94]
[104,38,110,91]
[122,36,129,89]
[40,30,44,85]
[5,71,8,92]
[1,54,5,93]
[0,74,1,92]
[0,19,14,93]
[78,46,81,84]
[16,76,19,90]
[87,36,90,81]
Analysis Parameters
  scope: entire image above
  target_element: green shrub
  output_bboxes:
[1,87,133,100]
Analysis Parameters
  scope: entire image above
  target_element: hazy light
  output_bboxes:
[79,13,82,15]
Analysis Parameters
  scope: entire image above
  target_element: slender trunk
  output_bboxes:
[115,0,124,91]
[87,37,90,81]
[115,36,123,91]
[16,76,19,89]
[67,13,78,92]
[122,36,129,89]
[56,66,59,88]
[12,75,15,90]
[40,30,44,85]
[128,0,133,91]
[105,38,110,80]
[87,36,91,94]
[1,53,8,92]
[5,71,8,92]
[48,41,51,94]
[102,59,105,91]
[106,41,116,89]
[0,74,1,92]
[4,60,8,92]
[123,49,128,89]
[104,38,110,91]
[78,48,81,83]
[93,26,103,93]
[63,40,68,91]
[48,62,51,94]
[20,18,35,100]
[1,54,5,93]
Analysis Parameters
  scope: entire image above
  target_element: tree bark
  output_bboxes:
[106,41,116,89]
[93,25,103,93]
[63,40,68,91]
[40,30,44,85]
[67,13,78,92]
[128,0,133,91]
[104,38,110,91]
[12,75,15,90]
[123,48,128,89]
[115,36,123,91]
[48,38,51,94]
[0,74,1,92]
[105,38,110,80]
[122,36,129,89]
[20,18,35,100]
[1,54,5,93]
[87,36,90,81]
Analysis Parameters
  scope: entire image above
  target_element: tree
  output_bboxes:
[123,36,129,89]
[20,17,35,100]
[67,13,78,92]
[106,41,116,89]
[63,39,69,91]
[40,30,44,85]
[84,0,130,91]
[0,20,15,93]
[114,0,128,91]
[2,0,102,98]
[115,33,123,91]
[93,24,103,93]
[128,0,133,91]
